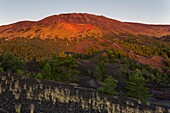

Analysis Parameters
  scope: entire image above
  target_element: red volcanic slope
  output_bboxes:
[0,13,170,39]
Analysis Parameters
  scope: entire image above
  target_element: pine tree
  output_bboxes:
[98,76,117,95]
[126,69,149,102]
[94,61,106,81]
[42,63,52,79]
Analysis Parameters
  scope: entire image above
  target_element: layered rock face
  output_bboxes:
[0,73,170,113]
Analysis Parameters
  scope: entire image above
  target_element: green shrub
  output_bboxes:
[36,73,43,79]
[81,54,90,60]
[16,69,23,76]
[98,76,117,95]
[0,67,3,73]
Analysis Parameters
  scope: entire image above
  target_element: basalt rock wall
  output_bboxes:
[0,73,170,113]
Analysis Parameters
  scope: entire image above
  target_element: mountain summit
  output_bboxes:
[0,13,170,39]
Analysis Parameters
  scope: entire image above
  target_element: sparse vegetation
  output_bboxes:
[0,34,169,103]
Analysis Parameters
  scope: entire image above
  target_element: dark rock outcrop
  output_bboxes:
[0,73,170,113]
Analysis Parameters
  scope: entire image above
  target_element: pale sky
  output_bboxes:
[0,0,170,25]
